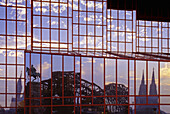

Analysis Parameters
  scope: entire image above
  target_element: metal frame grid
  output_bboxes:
[24,51,170,114]
[0,0,31,113]
[0,0,170,113]
[136,20,170,54]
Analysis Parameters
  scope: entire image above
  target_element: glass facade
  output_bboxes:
[0,0,170,113]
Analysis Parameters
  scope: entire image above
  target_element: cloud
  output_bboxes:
[35,8,48,13]
[36,62,51,73]
[83,58,96,63]
[51,21,58,25]
[8,51,24,58]
[0,68,3,76]
[42,62,51,70]
[160,63,170,78]
[17,8,26,20]
[0,36,31,49]
[139,38,150,41]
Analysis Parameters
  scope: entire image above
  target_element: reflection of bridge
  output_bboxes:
[37,71,128,113]
[25,71,129,113]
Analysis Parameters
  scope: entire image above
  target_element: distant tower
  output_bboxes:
[10,71,24,108]
[139,70,146,95]
[148,68,158,106]
[17,71,22,99]
[149,68,157,95]
[136,70,147,109]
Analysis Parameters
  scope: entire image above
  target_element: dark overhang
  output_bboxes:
[107,0,170,22]
[107,0,136,10]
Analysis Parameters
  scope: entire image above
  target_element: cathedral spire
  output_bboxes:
[151,68,155,84]
[149,68,157,95]
[17,71,22,99]
[141,70,145,85]
[139,70,146,95]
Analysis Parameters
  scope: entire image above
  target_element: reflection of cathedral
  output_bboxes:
[0,72,24,114]
[10,71,24,111]
[136,68,166,114]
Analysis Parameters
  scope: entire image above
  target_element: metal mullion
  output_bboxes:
[124,0,126,54]
[0,5,31,8]
[138,25,159,28]
[73,34,103,37]
[138,22,140,53]
[86,1,88,55]
[132,10,134,53]
[33,14,71,18]
[107,30,135,33]
[24,52,26,114]
[39,0,43,52]
[40,51,42,106]
[71,0,73,52]
[157,22,159,54]
[105,0,108,57]
[15,0,18,111]
[0,34,31,37]
[0,77,25,79]
[104,58,106,113]
[58,0,60,52]
[134,60,136,114]
[168,23,169,54]
[5,0,7,107]
[0,63,24,66]
[116,59,117,104]
[151,21,153,53]
[73,56,75,114]
[77,0,80,53]
[0,18,26,22]
[33,27,68,30]
[144,21,146,53]
[31,0,33,50]
[67,0,69,52]
[80,56,82,114]
[72,9,102,13]
[101,0,104,56]
[49,0,51,53]
[117,10,119,53]
[26,0,28,50]
[110,9,111,53]
[62,55,64,105]
[161,22,163,53]
[109,18,133,21]
[146,61,148,104]
[92,57,94,104]
[94,1,96,56]
[29,52,31,114]
[158,62,160,114]
[73,22,106,26]
[51,55,53,114]
[128,60,130,114]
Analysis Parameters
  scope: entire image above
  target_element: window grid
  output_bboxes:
[0,0,170,114]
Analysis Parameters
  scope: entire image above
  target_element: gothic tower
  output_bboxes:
[139,70,146,95]
[17,71,22,99]
[136,70,147,109]
[149,68,157,95]
[148,68,158,105]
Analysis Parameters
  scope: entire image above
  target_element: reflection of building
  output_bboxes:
[10,71,24,108]
[0,72,24,114]
[136,69,166,114]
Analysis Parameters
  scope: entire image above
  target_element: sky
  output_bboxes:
[0,0,170,112]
